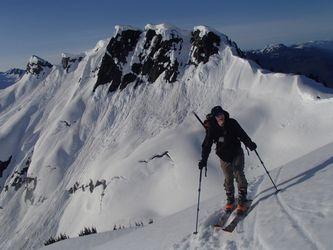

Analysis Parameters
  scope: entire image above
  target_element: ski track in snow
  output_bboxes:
[275,194,318,250]
[273,167,321,250]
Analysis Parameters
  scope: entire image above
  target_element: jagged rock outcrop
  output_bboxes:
[189,29,221,65]
[2,155,32,192]
[94,24,241,92]
[68,179,107,194]
[26,55,53,75]
[94,26,142,92]
[134,27,182,85]
[61,53,84,72]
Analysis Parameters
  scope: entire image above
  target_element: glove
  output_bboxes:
[198,160,207,170]
[248,141,257,151]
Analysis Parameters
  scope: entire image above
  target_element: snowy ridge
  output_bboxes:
[0,24,333,249]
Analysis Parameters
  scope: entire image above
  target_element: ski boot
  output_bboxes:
[225,196,235,212]
[236,192,248,215]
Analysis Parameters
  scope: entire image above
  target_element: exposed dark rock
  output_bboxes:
[95,55,122,92]
[60,120,71,127]
[62,53,84,72]
[190,30,221,65]
[138,160,148,163]
[120,73,137,90]
[150,151,172,160]
[131,63,142,74]
[26,55,53,75]
[95,179,107,190]
[0,155,12,178]
[12,176,23,191]
[138,29,182,84]
[88,179,94,193]
[94,29,142,92]
[93,25,244,92]
[68,179,107,194]
[24,177,37,204]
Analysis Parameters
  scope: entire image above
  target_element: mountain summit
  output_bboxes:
[94,24,242,92]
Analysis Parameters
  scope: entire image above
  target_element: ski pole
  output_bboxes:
[255,149,279,193]
[193,111,208,177]
[193,168,203,234]
[193,111,205,128]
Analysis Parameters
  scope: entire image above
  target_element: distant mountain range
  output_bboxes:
[0,68,25,89]
[245,40,333,88]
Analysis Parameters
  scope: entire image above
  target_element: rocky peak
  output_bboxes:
[189,26,221,65]
[26,55,53,75]
[94,24,241,92]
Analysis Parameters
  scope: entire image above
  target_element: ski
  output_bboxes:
[222,200,253,233]
[213,207,235,229]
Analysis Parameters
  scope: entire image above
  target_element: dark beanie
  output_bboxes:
[211,106,224,116]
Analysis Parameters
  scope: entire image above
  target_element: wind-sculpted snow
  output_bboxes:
[0,24,333,249]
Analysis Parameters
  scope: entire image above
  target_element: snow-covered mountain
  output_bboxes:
[1,24,333,250]
[293,40,333,51]
[245,41,333,88]
[0,68,25,89]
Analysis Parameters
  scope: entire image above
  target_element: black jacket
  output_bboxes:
[201,110,253,163]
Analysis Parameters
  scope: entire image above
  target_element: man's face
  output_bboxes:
[215,113,225,126]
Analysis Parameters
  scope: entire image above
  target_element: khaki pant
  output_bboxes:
[220,149,247,199]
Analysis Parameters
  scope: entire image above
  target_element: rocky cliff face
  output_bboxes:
[94,24,241,92]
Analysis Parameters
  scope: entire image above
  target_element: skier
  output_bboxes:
[198,106,257,214]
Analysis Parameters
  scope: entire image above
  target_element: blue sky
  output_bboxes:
[1,0,332,71]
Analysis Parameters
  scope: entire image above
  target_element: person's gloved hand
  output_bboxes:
[248,141,257,151]
[198,160,207,170]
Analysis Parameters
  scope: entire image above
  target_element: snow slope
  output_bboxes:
[43,141,333,249]
[0,24,333,249]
